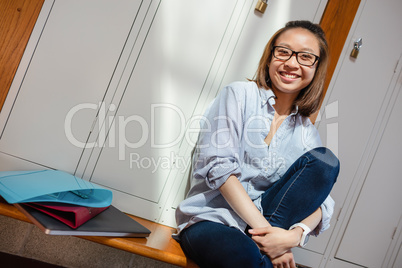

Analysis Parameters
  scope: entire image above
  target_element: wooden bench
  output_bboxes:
[0,201,197,267]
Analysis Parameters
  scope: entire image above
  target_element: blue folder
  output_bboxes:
[0,170,112,207]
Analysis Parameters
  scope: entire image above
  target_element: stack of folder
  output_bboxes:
[0,170,150,237]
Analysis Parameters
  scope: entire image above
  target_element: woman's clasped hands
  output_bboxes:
[249,226,303,268]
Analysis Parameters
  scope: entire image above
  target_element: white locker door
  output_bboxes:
[313,0,402,266]
[315,0,402,260]
[335,82,402,268]
[87,0,240,222]
[0,0,142,172]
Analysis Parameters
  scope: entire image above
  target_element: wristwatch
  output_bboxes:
[289,223,311,247]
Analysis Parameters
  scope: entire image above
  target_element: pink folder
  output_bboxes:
[24,202,109,229]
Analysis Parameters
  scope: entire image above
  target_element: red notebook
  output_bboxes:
[24,202,109,229]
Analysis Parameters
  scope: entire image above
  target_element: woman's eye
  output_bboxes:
[300,54,313,60]
[278,49,290,55]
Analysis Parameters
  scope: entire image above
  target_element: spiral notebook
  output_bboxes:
[15,203,151,237]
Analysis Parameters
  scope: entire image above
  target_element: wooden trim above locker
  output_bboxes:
[0,0,45,112]
[320,0,361,92]
[312,0,361,122]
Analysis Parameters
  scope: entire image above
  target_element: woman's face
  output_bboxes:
[268,28,320,98]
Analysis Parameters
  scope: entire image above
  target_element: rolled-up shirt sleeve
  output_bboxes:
[192,84,244,190]
[313,195,335,235]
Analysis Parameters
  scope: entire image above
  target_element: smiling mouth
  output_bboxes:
[280,72,300,79]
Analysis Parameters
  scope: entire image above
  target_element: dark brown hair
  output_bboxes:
[253,20,329,117]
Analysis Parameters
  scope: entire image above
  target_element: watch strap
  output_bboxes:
[289,223,311,247]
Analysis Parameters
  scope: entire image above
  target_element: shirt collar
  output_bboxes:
[259,88,299,115]
[259,88,275,108]
[290,105,299,116]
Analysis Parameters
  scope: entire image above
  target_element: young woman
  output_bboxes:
[174,20,340,268]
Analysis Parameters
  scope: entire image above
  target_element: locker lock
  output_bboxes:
[255,0,268,14]
[350,38,362,59]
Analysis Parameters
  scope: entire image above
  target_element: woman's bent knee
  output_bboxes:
[307,147,340,184]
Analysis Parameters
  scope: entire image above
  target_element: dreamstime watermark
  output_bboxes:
[64,101,339,170]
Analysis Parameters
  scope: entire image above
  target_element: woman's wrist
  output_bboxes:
[288,227,303,247]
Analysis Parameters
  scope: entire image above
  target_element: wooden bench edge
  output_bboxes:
[0,202,197,267]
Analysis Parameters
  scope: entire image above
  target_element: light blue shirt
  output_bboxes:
[175,81,334,238]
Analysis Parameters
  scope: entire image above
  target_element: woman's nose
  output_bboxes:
[285,54,299,68]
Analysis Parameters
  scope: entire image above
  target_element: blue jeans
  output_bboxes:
[179,147,339,268]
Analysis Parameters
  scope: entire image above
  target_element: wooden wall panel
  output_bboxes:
[0,0,44,112]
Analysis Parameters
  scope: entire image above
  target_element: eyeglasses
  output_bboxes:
[272,46,320,66]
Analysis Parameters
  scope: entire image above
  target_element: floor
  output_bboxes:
[0,251,64,268]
